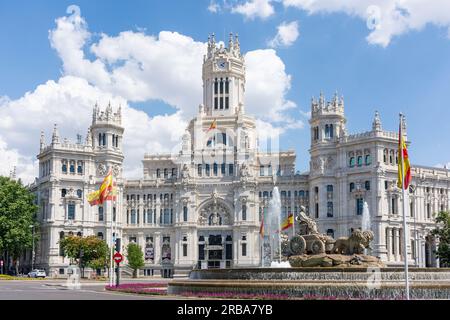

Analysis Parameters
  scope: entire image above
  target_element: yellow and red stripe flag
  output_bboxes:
[397,120,411,190]
[259,214,264,238]
[281,213,294,231]
[88,169,115,206]
[206,119,217,132]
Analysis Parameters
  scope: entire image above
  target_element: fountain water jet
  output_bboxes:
[268,186,283,267]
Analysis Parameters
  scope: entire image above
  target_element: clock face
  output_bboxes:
[216,60,227,70]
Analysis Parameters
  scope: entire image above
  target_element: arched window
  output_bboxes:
[357,156,363,167]
[365,181,371,191]
[242,204,247,221]
[349,157,355,167]
[76,189,82,198]
[213,163,218,176]
[69,161,75,173]
[61,188,67,197]
[349,183,355,193]
[77,161,83,174]
[299,190,305,197]
[329,124,334,138]
[365,154,371,165]
[156,169,161,178]
[97,232,103,240]
[205,164,210,176]
[164,168,168,178]
[198,164,202,176]
[325,124,330,138]
[62,161,67,173]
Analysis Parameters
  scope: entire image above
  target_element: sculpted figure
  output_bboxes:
[296,206,319,234]
[332,229,374,255]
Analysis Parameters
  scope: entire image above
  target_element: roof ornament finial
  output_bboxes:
[228,32,233,50]
[52,123,60,145]
[40,131,45,151]
[372,110,382,132]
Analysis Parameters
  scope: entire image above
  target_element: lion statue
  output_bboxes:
[332,229,374,255]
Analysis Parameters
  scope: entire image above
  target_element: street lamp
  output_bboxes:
[30,225,35,270]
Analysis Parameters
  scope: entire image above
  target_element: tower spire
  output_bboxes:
[52,124,60,145]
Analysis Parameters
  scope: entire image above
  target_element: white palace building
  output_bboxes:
[30,35,446,278]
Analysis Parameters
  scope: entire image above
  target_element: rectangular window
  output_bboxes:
[77,163,83,174]
[183,206,188,222]
[228,164,234,176]
[68,203,75,220]
[225,97,229,109]
[98,207,104,222]
[220,80,223,94]
[356,198,364,215]
[69,163,75,173]
[242,205,247,221]
[242,243,247,256]
[183,244,188,257]
[214,80,218,94]
[315,203,319,219]
[213,163,218,176]
[206,164,210,176]
[220,97,223,109]
[131,209,136,224]
[198,164,202,176]
[327,202,333,217]
[260,166,265,176]
[214,97,218,109]
[225,79,229,93]
[163,208,170,225]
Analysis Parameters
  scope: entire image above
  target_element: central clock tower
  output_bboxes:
[202,33,245,116]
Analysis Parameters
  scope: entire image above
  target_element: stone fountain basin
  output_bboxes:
[168,267,450,299]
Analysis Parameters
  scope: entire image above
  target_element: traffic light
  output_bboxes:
[115,238,121,252]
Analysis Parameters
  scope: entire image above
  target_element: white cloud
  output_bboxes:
[282,0,450,47]
[1,8,300,183]
[245,49,298,124]
[232,0,275,20]
[208,0,221,13]
[268,21,300,47]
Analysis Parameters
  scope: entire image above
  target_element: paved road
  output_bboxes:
[0,279,181,300]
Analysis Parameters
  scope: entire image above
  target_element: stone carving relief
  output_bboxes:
[198,197,232,226]
[97,163,107,176]
[181,164,191,184]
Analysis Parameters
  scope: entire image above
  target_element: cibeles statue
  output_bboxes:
[296,206,319,234]
[287,206,382,267]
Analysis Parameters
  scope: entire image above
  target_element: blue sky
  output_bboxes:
[1,0,450,180]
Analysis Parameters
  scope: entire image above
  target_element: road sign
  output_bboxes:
[113,252,123,264]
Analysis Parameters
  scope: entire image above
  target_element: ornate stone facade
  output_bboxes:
[30,34,444,278]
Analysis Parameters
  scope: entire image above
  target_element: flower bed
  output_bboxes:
[105,283,168,295]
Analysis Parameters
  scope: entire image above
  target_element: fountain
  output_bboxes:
[168,205,450,299]
[361,201,371,255]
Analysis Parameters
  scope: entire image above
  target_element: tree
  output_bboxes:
[431,211,450,267]
[0,176,38,274]
[126,242,144,278]
[59,235,109,277]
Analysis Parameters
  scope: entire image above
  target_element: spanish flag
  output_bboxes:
[88,170,115,206]
[206,119,217,132]
[397,119,411,190]
[281,213,294,231]
[259,215,264,238]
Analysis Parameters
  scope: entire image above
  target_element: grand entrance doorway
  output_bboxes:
[198,234,233,269]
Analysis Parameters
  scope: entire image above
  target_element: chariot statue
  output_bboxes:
[287,206,374,256]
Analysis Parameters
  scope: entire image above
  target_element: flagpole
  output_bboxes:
[109,204,114,287]
[399,113,410,300]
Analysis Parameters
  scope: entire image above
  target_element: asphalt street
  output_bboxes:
[0,279,180,300]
